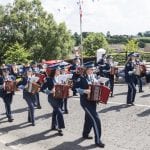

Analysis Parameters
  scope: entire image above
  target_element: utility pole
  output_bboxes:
[78,0,83,66]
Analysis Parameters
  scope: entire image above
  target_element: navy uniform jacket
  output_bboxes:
[125,61,136,83]
[17,77,36,100]
[0,77,4,97]
[76,75,97,106]
[69,64,77,72]
[0,77,4,85]
[103,63,111,78]
[41,77,54,92]
[17,77,28,88]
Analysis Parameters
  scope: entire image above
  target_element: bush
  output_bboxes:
[111,53,126,65]
[142,52,150,62]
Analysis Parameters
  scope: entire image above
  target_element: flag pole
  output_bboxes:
[79,0,83,66]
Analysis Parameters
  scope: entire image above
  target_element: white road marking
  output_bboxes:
[108,101,150,108]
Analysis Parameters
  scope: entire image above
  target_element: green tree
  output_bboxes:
[0,5,6,64]
[4,42,30,64]
[73,32,80,46]
[138,41,145,48]
[124,39,139,60]
[124,39,139,53]
[0,0,73,63]
[83,33,108,56]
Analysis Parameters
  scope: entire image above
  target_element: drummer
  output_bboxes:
[76,62,105,148]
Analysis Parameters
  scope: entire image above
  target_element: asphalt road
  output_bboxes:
[0,84,150,150]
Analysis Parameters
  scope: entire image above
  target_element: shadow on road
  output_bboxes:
[140,94,150,98]
[35,113,52,121]
[98,104,130,113]
[6,130,58,146]
[0,122,32,133]
[137,109,150,117]
[114,92,127,96]
[0,116,7,121]
[50,138,99,150]
[1,108,27,116]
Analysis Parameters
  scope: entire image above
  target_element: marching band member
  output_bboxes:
[10,63,18,79]
[60,65,69,114]
[69,58,81,96]
[31,63,42,109]
[125,52,137,105]
[1,68,15,122]
[76,62,105,148]
[134,54,144,93]
[105,56,116,97]
[98,56,114,97]
[41,64,65,136]
[0,69,4,99]
[97,54,107,77]
[18,69,39,126]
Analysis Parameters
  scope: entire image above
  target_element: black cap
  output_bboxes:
[127,52,135,57]
[106,55,113,59]
[49,64,61,70]
[84,61,95,69]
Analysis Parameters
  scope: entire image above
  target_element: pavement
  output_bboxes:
[0,84,150,150]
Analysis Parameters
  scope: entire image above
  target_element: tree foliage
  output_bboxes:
[4,42,30,64]
[83,33,108,56]
[0,0,74,64]
[124,39,139,53]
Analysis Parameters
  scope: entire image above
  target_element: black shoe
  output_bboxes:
[51,127,57,131]
[64,111,68,114]
[8,118,14,122]
[127,102,132,105]
[28,119,31,122]
[73,93,77,96]
[58,129,63,136]
[95,142,105,148]
[32,123,35,126]
[110,94,114,97]
[36,106,42,109]
[83,136,93,139]
[131,102,135,106]
[139,90,144,93]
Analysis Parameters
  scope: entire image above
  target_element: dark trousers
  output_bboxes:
[48,94,65,129]
[23,91,35,124]
[127,82,136,104]
[81,97,102,144]
[61,98,68,112]
[34,93,41,107]
[72,81,77,95]
[109,75,114,95]
[3,93,13,119]
[136,75,143,92]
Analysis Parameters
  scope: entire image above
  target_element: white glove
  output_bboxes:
[128,71,133,75]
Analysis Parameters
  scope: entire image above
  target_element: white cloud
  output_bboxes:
[0,0,150,35]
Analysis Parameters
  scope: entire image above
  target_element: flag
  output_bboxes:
[80,5,82,18]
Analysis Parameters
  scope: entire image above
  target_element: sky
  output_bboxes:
[0,0,150,35]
